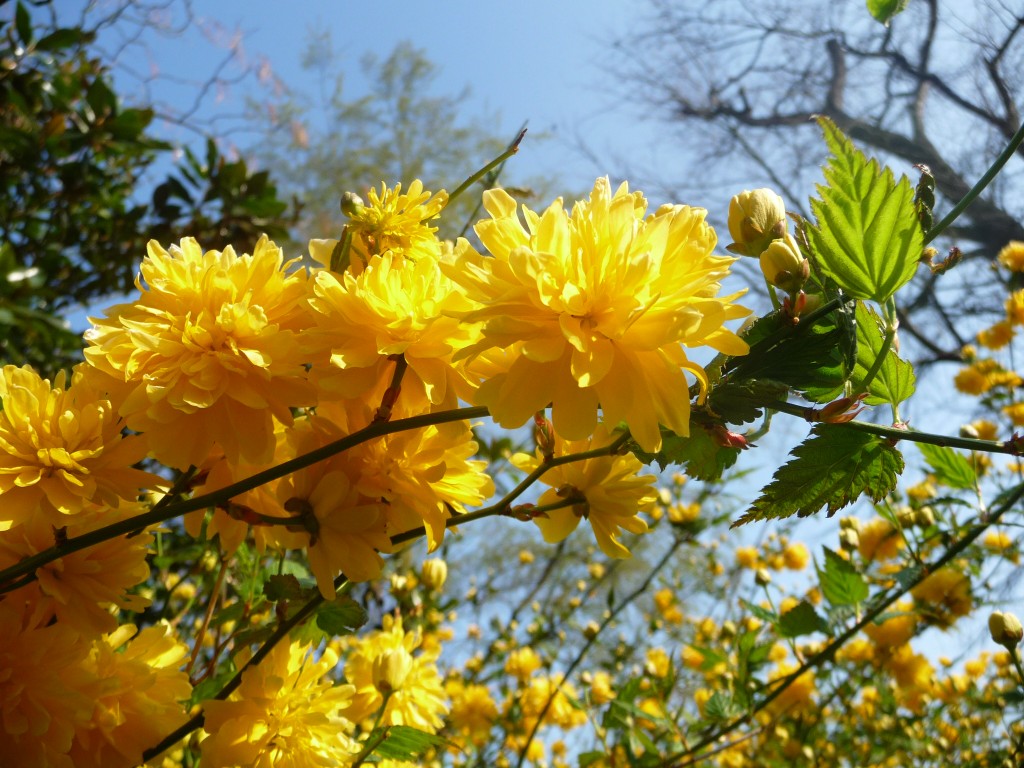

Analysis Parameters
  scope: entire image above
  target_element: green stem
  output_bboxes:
[447,128,526,206]
[0,406,490,593]
[925,119,1024,245]
[764,399,1023,455]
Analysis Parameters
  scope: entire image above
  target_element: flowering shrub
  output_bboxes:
[3,112,1024,768]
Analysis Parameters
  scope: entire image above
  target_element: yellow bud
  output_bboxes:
[421,558,448,591]
[989,611,1024,648]
[727,188,787,257]
[372,648,414,693]
[755,567,772,586]
[759,233,809,294]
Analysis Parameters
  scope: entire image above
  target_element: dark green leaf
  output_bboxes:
[708,378,790,425]
[818,546,868,607]
[866,0,910,25]
[806,118,923,304]
[917,442,977,490]
[264,574,307,602]
[852,302,915,406]
[703,691,742,721]
[368,725,454,761]
[315,597,368,636]
[778,600,830,638]
[35,28,91,52]
[15,2,32,46]
[735,425,904,525]
[631,423,740,481]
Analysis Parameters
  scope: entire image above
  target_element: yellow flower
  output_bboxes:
[863,601,917,648]
[983,530,1018,562]
[766,663,816,716]
[446,679,498,743]
[998,240,1024,272]
[734,546,760,569]
[342,615,448,732]
[519,674,587,729]
[645,647,671,678]
[912,566,972,627]
[324,180,448,270]
[69,623,191,768]
[782,542,810,570]
[505,646,542,681]
[447,179,749,451]
[969,419,1000,441]
[1004,402,1024,427]
[589,670,616,704]
[884,645,935,712]
[307,251,479,410]
[857,517,904,562]
[977,319,1014,349]
[759,233,809,294]
[654,587,683,624]
[201,639,359,767]
[511,424,656,558]
[85,236,316,470]
[0,364,155,530]
[0,509,151,635]
[1007,289,1024,325]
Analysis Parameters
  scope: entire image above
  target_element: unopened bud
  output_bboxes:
[421,558,448,591]
[755,567,772,586]
[839,528,860,551]
[989,611,1023,648]
[372,648,414,694]
[340,191,365,218]
[727,188,788,258]
[759,234,810,295]
[583,621,601,640]
[914,506,935,527]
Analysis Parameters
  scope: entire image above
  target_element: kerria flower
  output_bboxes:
[279,400,492,598]
[306,251,479,410]
[511,424,657,558]
[68,623,191,768]
[200,639,359,768]
[342,614,448,732]
[310,180,448,273]
[445,178,749,451]
[0,364,156,530]
[0,505,152,635]
[84,236,316,470]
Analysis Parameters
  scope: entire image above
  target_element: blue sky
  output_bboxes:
[85,0,679,200]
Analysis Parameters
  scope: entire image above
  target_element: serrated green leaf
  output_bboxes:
[315,598,368,636]
[264,574,307,602]
[866,0,910,25]
[807,118,924,304]
[852,302,916,406]
[631,423,740,481]
[740,598,778,626]
[778,600,830,638]
[703,691,742,721]
[727,305,855,403]
[709,378,791,425]
[580,751,607,768]
[735,425,904,525]
[367,725,454,761]
[917,442,977,490]
[819,547,868,607]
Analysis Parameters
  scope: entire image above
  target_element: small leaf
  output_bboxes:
[866,0,910,25]
[735,425,904,525]
[15,2,32,46]
[852,302,916,406]
[368,725,454,761]
[264,574,307,602]
[818,547,868,607]
[631,423,740,481]
[739,598,778,626]
[917,442,977,490]
[806,118,923,304]
[703,691,742,721]
[778,600,830,638]
[315,597,368,636]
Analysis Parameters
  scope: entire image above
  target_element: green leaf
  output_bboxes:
[703,691,742,721]
[852,302,916,406]
[735,425,904,525]
[866,0,910,25]
[917,442,977,490]
[739,598,778,626]
[367,725,454,761]
[264,574,308,602]
[778,600,830,638]
[631,423,740,481]
[708,378,791,425]
[806,118,924,304]
[727,302,856,403]
[15,2,32,46]
[818,547,868,607]
[315,597,368,636]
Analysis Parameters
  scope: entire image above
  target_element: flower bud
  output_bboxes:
[421,558,448,591]
[989,611,1024,648]
[727,188,787,257]
[340,191,365,218]
[372,648,414,693]
[755,567,772,586]
[759,234,810,294]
